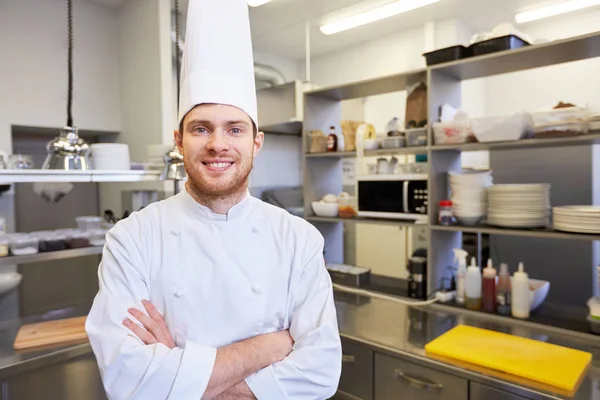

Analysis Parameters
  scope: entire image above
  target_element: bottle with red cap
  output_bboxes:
[439,200,455,225]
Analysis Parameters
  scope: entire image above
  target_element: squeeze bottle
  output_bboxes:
[453,249,468,305]
[465,257,482,311]
[511,262,530,319]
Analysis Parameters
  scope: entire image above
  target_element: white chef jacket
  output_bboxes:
[85,188,342,400]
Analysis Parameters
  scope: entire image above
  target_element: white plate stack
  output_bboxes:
[91,144,131,170]
[487,184,550,228]
[553,206,600,234]
[449,170,493,226]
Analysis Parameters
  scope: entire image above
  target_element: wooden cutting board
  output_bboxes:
[425,325,592,392]
[14,316,88,350]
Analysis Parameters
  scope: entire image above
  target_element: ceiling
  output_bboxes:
[85,0,594,59]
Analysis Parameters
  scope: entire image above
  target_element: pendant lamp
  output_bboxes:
[43,0,90,171]
[161,0,186,191]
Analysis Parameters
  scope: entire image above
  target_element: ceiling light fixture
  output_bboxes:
[248,0,273,7]
[515,0,600,23]
[320,0,441,35]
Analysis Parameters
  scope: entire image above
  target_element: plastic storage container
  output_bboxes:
[76,216,103,231]
[423,45,472,66]
[88,229,107,246]
[406,128,428,146]
[381,137,406,149]
[9,235,39,256]
[470,113,533,143]
[433,121,474,144]
[66,230,91,249]
[471,34,529,56]
[38,233,68,252]
[338,196,358,219]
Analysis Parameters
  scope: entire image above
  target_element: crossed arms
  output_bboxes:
[85,224,342,400]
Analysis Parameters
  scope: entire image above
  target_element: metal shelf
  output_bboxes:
[305,69,426,101]
[0,170,161,183]
[430,30,600,81]
[0,246,103,267]
[306,216,428,228]
[431,132,600,152]
[305,146,428,159]
[431,224,600,241]
[305,152,356,159]
[364,146,428,156]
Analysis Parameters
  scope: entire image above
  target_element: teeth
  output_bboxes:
[208,162,232,168]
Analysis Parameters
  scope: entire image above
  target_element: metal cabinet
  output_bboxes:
[336,338,374,400]
[3,354,107,400]
[374,353,468,400]
[470,382,532,400]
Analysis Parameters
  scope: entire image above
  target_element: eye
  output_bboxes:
[230,127,244,135]
[193,126,209,135]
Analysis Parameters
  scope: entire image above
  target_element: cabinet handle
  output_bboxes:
[341,354,356,363]
[393,369,443,392]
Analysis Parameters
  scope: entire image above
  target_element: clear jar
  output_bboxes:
[439,200,455,225]
[8,155,34,169]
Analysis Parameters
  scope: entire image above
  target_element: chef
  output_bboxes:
[85,0,342,399]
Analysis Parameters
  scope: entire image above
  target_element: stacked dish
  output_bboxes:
[487,184,550,228]
[553,206,600,234]
[449,170,493,226]
[91,144,131,170]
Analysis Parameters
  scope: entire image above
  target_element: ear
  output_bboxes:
[174,129,183,153]
[253,131,265,157]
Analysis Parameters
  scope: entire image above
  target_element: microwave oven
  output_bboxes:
[357,174,428,220]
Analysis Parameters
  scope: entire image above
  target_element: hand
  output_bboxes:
[123,300,177,349]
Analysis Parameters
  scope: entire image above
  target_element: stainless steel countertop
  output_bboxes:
[335,292,600,400]
[0,297,597,399]
[0,306,91,380]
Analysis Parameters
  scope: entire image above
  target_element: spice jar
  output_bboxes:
[439,200,455,225]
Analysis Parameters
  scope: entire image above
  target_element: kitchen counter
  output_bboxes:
[0,296,597,399]
[335,291,600,399]
[0,305,91,380]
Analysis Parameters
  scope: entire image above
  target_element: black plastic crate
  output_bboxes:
[423,45,472,66]
[471,34,530,56]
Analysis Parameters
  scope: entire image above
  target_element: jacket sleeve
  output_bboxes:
[244,226,342,400]
[85,221,217,400]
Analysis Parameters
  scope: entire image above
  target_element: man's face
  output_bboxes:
[175,104,264,197]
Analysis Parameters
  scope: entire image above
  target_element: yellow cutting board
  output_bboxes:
[425,325,591,392]
[14,316,88,351]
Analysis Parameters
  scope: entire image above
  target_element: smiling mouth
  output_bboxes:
[203,161,234,171]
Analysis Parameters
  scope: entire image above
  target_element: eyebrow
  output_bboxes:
[185,119,251,131]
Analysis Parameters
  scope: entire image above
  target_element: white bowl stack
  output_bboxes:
[449,170,493,226]
[487,184,550,228]
[553,206,600,234]
[91,144,131,170]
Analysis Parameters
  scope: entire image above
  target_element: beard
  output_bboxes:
[184,155,253,199]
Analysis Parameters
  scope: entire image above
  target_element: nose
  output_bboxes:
[206,130,229,153]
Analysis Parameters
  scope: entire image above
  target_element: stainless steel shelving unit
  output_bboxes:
[0,247,103,267]
[302,29,600,293]
[306,216,427,228]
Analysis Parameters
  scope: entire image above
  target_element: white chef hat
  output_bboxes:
[178,0,257,128]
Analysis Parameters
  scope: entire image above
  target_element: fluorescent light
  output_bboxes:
[248,0,273,7]
[320,0,441,35]
[515,0,600,23]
